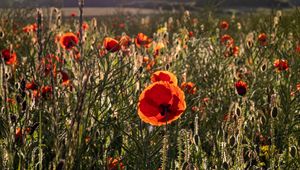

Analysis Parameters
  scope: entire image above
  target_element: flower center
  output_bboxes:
[159,104,171,116]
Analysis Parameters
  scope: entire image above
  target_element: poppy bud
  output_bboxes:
[290,146,296,157]
[235,80,247,96]
[230,135,236,147]
[56,159,65,170]
[222,162,229,170]
[271,107,278,118]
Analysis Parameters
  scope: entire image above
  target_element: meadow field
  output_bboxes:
[0,5,300,170]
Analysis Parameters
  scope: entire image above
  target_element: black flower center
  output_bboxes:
[159,104,171,116]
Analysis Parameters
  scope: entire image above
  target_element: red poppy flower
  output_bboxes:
[135,33,152,48]
[23,23,37,33]
[220,34,234,46]
[220,21,229,30]
[258,33,267,46]
[138,82,186,126]
[107,157,124,170]
[146,60,155,71]
[82,22,89,31]
[119,35,131,48]
[1,49,17,65]
[188,31,194,38]
[143,56,149,64]
[15,128,22,141]
[297,83,300,91]
[60,32,79,50]
[6,98,16,104]
[119,23,126,29]
[296,44,300,53]
[60,71,70,86]
[103,37,121,52]
[150,71,178,85]
[274,59,288,71]
[41,86,52,98]
[181,82,197,94]
[225,45,239,57]
[40,54,61,76]
[26,81,38,90]
[235,80,247,96]
[71,12,77,17]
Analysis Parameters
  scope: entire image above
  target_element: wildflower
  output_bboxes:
[41,86,52,98]
[59,32,79,50]
[258,33,267,46]
[26,81,38,90]
[150,71,178,85]
[221,34,234,46]
[1,49,17,65]
[22,23,37,33]
[40,54,61,77]
[119,35,131,48]
[224,45,239,57]
[188,31,194,38]
[181,82,197,94]
[220,21,229,30]
[70,12,77,17]
[82,22,89,31]
[142,56,149,64]
[59,71,70,86]
[235,80,247,96]
[107,157,124,170]
[146,60,155,71]
[6,98,16,105]
[296,44,300,53]
[103,37,120,52]
[135,33,152,48]
[273,59,288,71]
[138,82,186,126]
[15,128,22,141]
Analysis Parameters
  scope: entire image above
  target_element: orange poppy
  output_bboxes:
[23,23,37,33]
[142,56,149,64]
[138,82,186,126]
[151,71,178,85]
[220,21,229,30]
[181,82,197,94]
[274,59,288,71]
[103,37,121,52]
[82,22,89,31]
[258,33,267,46]
[6,98,16,105]
[1,49,17,65]
[296,44,300,53]
[119,35,131,48]
[220,34,234,46]
[15,128,22,141]
[40,55,60,76]
[60,71,70,86]
[297,83,300,91]
[60,32,79,50]
[235,80,247,96]
[26,81,38,90]
[224,45,239,57]
[146,60,155,71]
[71,12,77,17]
[107,157,124,170]
[135,33,152,48]
[41,86,52,98]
